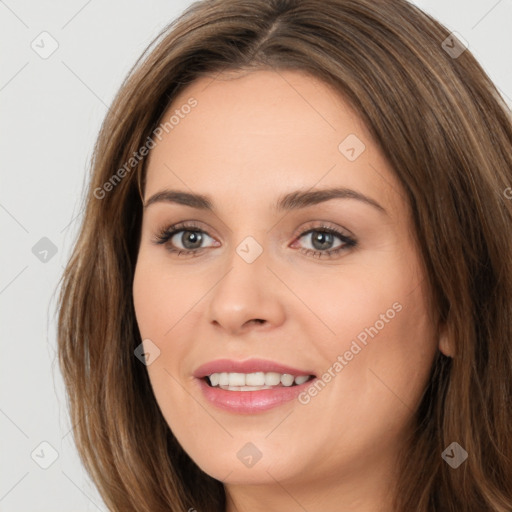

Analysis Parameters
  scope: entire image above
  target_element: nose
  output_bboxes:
[206,247,287,337]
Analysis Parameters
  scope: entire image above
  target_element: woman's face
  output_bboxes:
[133,69,444,499]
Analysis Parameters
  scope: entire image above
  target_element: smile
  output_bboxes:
[206,371,313,390]
[194,359,318,413]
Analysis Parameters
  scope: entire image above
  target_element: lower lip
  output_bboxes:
[196,377,317,413]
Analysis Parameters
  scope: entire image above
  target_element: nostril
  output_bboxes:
[246,319,265,326]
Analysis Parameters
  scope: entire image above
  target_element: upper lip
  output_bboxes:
[193,358,316,378]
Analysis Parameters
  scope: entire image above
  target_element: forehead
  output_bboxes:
[144,69,404,218]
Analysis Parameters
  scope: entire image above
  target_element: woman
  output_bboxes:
[57,0,512,510]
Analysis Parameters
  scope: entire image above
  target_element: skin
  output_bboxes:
[132,69,450,512]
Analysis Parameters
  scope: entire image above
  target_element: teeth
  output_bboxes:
[265,372,281,386]
[280,374,295,386]
[229,373,246,387]
[246,372,265,386]
[207,372,312,389]
[239,385,272,391]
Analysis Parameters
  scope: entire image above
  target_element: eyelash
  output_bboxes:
[153,221,357,259]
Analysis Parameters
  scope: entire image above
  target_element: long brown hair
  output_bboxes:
[57,0,512,510]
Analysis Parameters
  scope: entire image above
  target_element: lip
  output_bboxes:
[193,358,317,414]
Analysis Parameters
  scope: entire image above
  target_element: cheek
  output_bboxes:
[132,253,207,391]
[300,257,437,420]
[133,252,202,339]
[305,271,437,440]
[291,253,426,365]
[132,258,196,424]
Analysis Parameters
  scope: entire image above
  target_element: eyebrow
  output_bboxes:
[144,187,387,215]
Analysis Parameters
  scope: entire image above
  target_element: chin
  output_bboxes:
[177,434,303,485]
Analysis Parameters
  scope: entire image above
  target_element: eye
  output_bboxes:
[153,221,219,256]
[291,224,357,259]
[153,221,357,259]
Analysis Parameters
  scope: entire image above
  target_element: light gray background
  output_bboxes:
[1,0,511,510]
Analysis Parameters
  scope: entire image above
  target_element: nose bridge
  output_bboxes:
[206,233,286,333]
[214,234,269,308]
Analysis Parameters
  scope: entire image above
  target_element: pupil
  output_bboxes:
[182,231,202,249]
[312,231,333,250]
